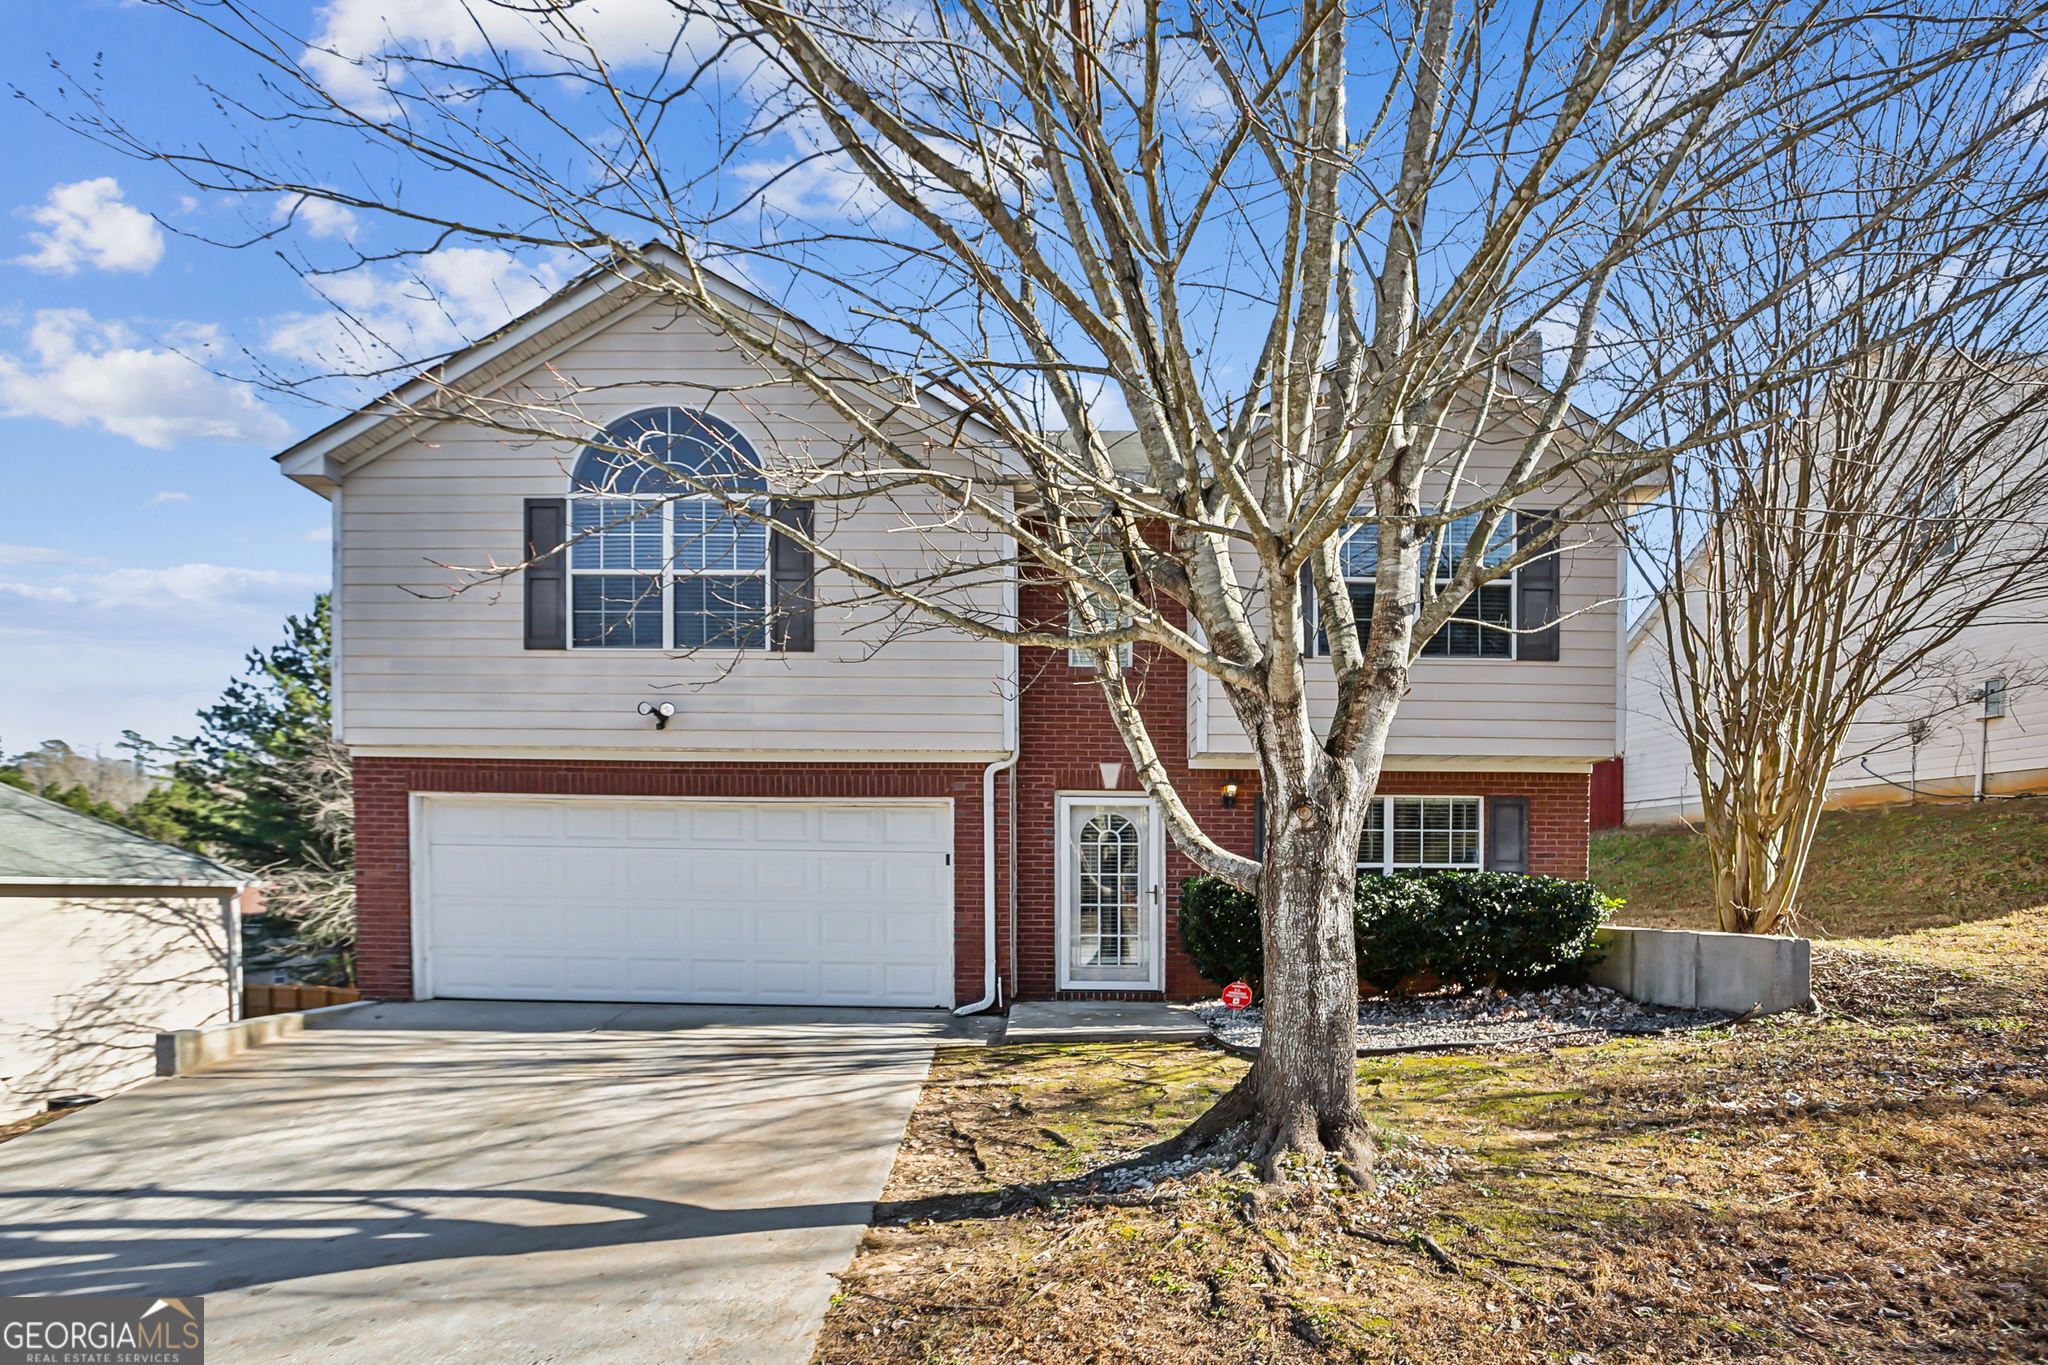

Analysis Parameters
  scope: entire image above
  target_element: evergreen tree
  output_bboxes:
[153,595,339,870]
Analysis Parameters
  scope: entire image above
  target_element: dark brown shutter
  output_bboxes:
[1515,509,1561,661]
[1300,565,1323,656]
[1252,793,1266,861]
[523,497,567,650]
[1487,796,1529,873]
[769,499,816,652]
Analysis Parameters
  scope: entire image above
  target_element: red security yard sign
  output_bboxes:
[1221,981,1253,1011]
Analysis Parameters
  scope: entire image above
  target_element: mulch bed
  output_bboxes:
[813,915,2048,1363]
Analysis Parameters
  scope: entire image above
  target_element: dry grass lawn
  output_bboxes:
[1592,795,2048,939]
[814,910,2048,1363]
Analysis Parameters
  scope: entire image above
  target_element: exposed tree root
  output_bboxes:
[1107,1068,1377,1189]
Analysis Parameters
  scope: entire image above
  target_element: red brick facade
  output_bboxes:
[351,756,1007,1003]
[350,673,1590,1007]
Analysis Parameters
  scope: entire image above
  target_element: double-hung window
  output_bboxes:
[1908,475,1961,559]
[1333,509,1518,658]
[566,408,772,650]
[1358,796,1483,873]
[1067,525,1135,669]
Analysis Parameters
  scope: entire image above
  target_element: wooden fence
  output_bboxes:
[243,984,360,1018]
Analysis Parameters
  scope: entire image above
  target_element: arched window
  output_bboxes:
[567,408,773,649]
[570,407,768,496]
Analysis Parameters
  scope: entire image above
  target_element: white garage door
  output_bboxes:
[417,797,954,1007]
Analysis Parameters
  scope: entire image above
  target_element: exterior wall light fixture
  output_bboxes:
[1221,782,1239,809]
[637,700,677,730]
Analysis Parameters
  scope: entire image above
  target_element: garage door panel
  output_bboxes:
[627,958,684,992]
[884,910,943,945]
[756,859,812,895]
[819,911,878,945]
[818,808,881,843]
[885,962,941,997]
[818,961,877,996]
[683,855,745,895]
[626,907,683,942]
[681,806,743,841]
[884,860,945,898]
[421,798,953,1007]
[499,805,557,840]
[755,807,817,842]
[884,807,949,846]
[562,805,622,841]
[625,805,685,841]
[756,910,811,944]
[687,907,747,945]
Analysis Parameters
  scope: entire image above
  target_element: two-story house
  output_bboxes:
[277,256,1621,1010]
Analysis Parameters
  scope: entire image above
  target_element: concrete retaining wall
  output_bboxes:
[1586,926,1811,1015]
[155,1000,374,1077]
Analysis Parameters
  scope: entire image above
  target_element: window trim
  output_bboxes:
[1316,510,1523,660]
[1357,795,1487,874]
[566,493,772,651]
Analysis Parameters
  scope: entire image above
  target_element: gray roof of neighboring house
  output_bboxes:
[0,783,245,888]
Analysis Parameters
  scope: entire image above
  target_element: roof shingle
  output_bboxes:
[0,783,244,887]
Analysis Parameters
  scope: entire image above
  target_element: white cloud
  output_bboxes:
[267,247,573,370]
[273,193,361,241]
[0,545,69,566]
[304,0,718,110]
[146,491,194,506]
[0,310,293,450]
[14,178,165,275]
[0,563,325,621]
[304,525,333,543]
[733,137,902,227]
[0,562,327,751]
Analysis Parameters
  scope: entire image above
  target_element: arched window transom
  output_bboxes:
[567,407,772,649]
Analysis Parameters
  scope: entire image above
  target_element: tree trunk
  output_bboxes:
[1704,784,1826,935]
[1162,756,1374,1182]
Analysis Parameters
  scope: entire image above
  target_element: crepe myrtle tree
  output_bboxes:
[48,0,2048,1176]
[1616,73,2048,935]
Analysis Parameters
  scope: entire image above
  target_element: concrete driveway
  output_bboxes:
[0,1001,991,1364]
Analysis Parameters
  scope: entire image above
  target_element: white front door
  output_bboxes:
[1055,795,1164,991]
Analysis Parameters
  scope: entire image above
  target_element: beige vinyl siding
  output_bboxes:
[1619,615,1697,821]
[1189,440,1625,769]
[0,891,234,1121]
[1622,612,2048,823]
[332,305,1010,757]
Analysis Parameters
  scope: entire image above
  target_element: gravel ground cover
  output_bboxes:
[1195,984,1737,1054]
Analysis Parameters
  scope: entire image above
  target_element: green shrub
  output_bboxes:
[1351,873,1455,991]
[1178,870,1619,997]
[1363,871,1617,990]
[1178,874,1262,995]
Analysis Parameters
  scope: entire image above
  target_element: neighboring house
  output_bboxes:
[276,253,1623,1009]
[0,784,243,1121]
[1622,609,2047,824]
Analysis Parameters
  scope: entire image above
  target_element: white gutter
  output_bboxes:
[955,563,1021,1016]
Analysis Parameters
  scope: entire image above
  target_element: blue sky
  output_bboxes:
[0,2,566,757]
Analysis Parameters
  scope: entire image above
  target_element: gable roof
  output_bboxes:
[273,244,1009,496]
[0,784,244,889]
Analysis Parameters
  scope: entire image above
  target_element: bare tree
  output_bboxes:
[259,732,356,962]
[1621,73,2048,933]
[39,0,2048,1175]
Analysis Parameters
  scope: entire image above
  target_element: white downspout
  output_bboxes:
[956,563,1020,1016]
